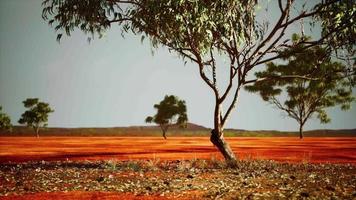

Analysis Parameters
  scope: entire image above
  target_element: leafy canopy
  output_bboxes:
[146,95,188,139]
[130,0,258,55]
[0,106,12,132]
[41,0,355,59]
[41,0,355,125]
[245,39,355,127]
[42,0,355,158]
[314,0,356,57]
[18,98,54,135]
[42,0,258,55]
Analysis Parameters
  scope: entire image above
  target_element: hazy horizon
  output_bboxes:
[1,0,355,131]
[9,122,356,131]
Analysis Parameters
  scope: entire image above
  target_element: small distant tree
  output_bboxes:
[0,106,12,132]
[246,41,355,139]
[18,98,54,138]
[145,95,188,139]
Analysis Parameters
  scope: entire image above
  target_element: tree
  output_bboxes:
[245,42,355,139]
[18,98,54,138]
[42,0,355,163]
[0,106,12,132]
[314,0,355,61]
[145,95,188,139]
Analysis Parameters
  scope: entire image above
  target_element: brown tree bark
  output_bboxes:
[34,126,40,138]
[210,103,237,166]
[299,124,303,139]
[160,125,168,139]
[210,129,237,164]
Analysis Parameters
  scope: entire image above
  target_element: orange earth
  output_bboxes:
[1,137,356,200]
[0,192,173,200]
[0,137,355,163]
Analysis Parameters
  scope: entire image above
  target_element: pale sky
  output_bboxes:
[0,0,355,131]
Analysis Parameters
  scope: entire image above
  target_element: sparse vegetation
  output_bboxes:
[145,95,188,139]
[18,98,54,138]
[0,1,354,200]
[1,159,355,199]
[1,125,355,137]
[0,106,12,132]
[42,0,355,162]
[105,160,118,171]
[246,39,355,139]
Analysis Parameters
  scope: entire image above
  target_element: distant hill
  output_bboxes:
[126,122,208,131]
[1,123,355,137]
[0,123,209,137]
[223,128,356,137]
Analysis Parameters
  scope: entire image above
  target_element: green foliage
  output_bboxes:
[42,0,258,56]
[131,0,258,55]
[41,0,355,156]
[246,43,355,134]
[146,95,188,139]
[18,98,54,137]
[0,106,12,132]
[41,0,355,121]
[314,0,355,56]
[41,0,116,41]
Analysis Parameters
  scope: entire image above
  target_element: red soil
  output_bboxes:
[0,137,355,163]
[0,191,170,200]
[1,137,355,199]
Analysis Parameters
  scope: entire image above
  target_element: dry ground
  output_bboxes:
[0,137,355,163]
[0,160,355,199]
[0,137,355,199]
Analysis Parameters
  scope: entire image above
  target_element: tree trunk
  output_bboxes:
[299,124,303,139]
[160,125,167,139]
[210,129,237,163]
[162,129,167,139]
[210,103,237,165]
[35,126,40,138]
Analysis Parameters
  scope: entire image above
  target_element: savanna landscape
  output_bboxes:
[1,0,356,199]
[1,126,356,163]
[1,127,356,199]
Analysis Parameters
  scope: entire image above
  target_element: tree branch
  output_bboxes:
[107,0,141,7]
[107,17,133,24]
[219,55,237,103]
[221,84,242,128]
[181,17,220,97]
[210,48,217,86]
[249,0,291,65]
[244,75,319,85]
[270,97,299,121]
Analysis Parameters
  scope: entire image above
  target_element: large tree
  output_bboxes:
[245,41,355,139]
[0,106,12,132]
[18,98,54,138]
[145,95,188,139]
[42,0,355,163]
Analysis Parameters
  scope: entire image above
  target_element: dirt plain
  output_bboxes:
[0,137,355,163]
[0,137,355,199]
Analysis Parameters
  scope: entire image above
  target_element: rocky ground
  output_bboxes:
[0,159,355,199]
